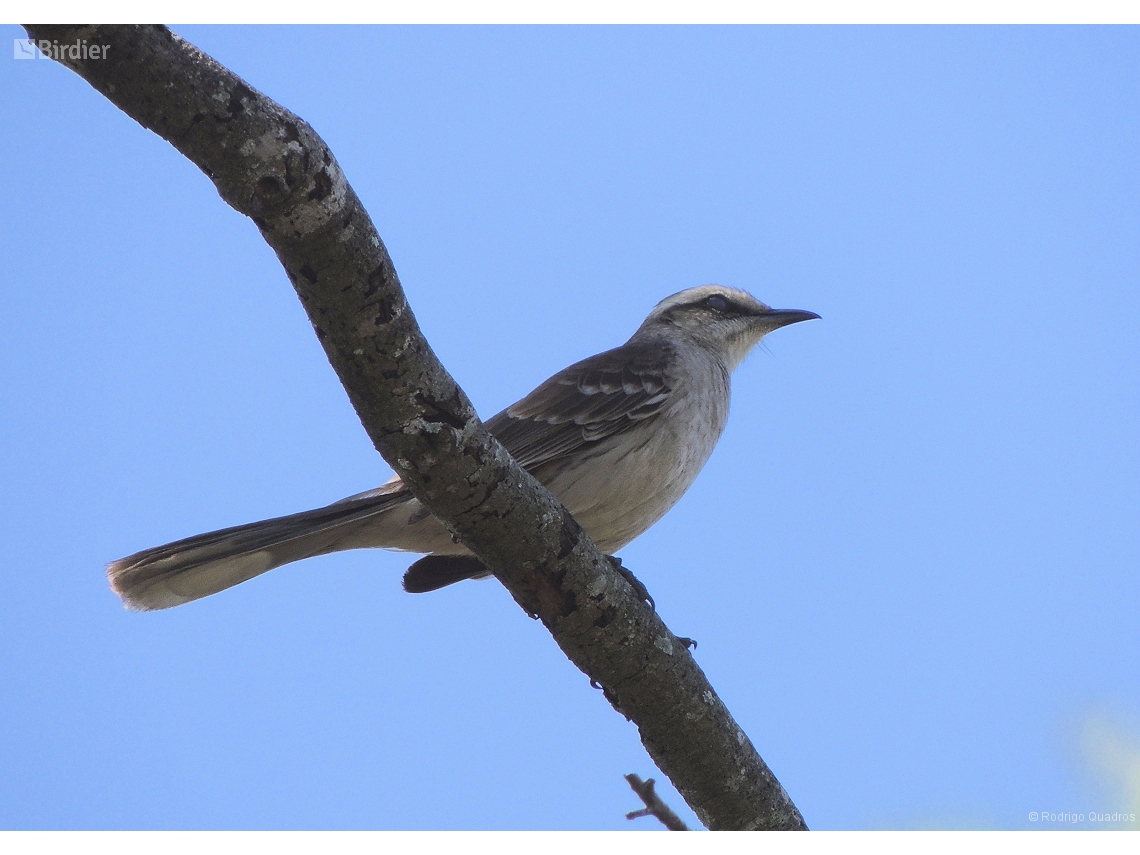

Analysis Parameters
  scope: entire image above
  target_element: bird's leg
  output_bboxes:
[607,555,655,611]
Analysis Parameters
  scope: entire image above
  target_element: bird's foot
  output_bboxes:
[607,555,655,611]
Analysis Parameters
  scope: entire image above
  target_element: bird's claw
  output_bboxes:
[607,555,656,611]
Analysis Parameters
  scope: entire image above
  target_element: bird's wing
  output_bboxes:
[484,340,677,471]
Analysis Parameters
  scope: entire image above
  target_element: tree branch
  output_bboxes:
[625,774,690,830]
[23,24,807,831]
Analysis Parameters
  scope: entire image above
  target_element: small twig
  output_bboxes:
[625,773,690,830]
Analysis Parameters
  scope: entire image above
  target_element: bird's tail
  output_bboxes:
[402,555,491,593]
[107,488,409,611]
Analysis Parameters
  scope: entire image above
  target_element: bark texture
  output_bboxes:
[24,24,807,831]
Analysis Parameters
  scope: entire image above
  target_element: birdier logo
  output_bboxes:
[13,38,39,59]
[13,38,110,60]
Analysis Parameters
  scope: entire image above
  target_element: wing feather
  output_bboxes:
[485,341,677,470]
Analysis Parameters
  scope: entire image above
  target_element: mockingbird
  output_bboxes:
[109,285,818,610]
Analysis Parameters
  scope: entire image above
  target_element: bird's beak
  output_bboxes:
[754,308,821,331]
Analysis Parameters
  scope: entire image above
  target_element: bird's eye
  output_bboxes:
[705,294,728,312]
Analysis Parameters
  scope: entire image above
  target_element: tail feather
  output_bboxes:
[402,555,491,593]
[108,490,408,611]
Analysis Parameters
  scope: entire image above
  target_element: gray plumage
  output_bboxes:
[108,285,817,610]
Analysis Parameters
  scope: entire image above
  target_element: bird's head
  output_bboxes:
[635,284,819,371]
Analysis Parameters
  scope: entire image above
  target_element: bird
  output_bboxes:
[108,285,818,610]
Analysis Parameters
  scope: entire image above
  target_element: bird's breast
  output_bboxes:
[538,355,730,552]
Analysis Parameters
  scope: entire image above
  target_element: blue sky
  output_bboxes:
[2,25,1138,830]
